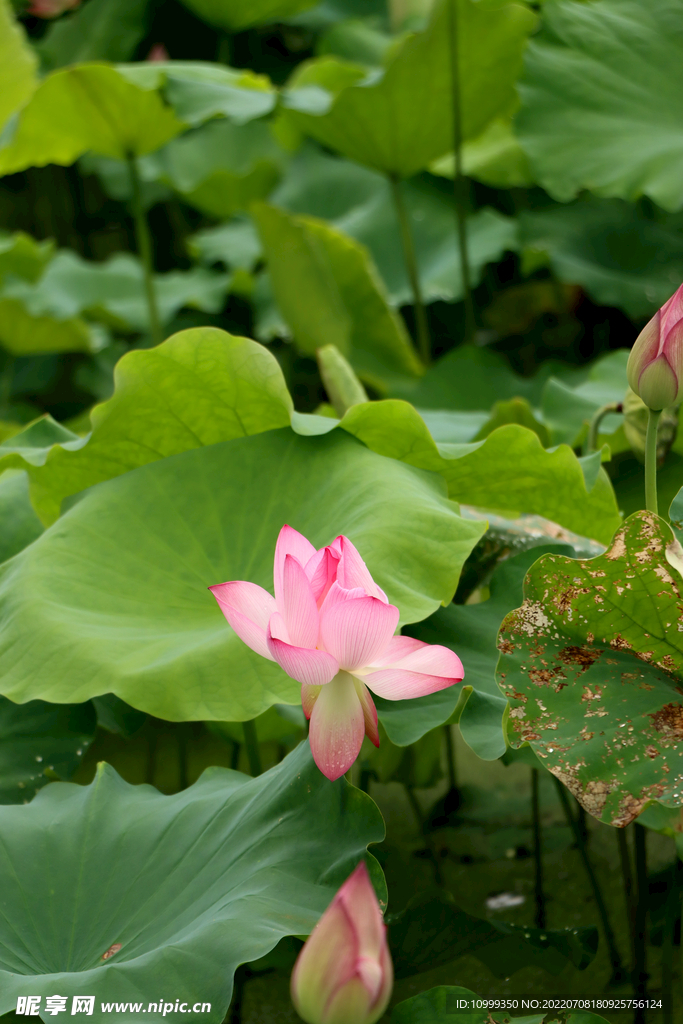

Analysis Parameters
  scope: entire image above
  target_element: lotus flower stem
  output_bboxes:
[585,401,622,455]
[553,777,624,981]
[126,153,162,348]
[644,408,662,515]
[616,827,636,981]
[531,768,546,929]
[242,719,262,776]
[447,0,475,344]
[388,174,431,365]
[633,823,648,1009]
[443,724,457,794]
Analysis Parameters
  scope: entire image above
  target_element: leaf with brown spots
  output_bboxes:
[496,511,683,826]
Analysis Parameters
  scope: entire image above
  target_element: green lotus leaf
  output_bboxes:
[0,742,385,1021]
[146,120,284,218]
[0,428,483,719]
[3,251,230,335]
[284,0,536,177]
[178,0,318,32]
[388,890,598,980]
[517,0,683,211]
[340,401,622,544]
[17,328,292,524]
[497,511,683,826]
[0,64,185,175]
[37,0,148,71]
[253,202,424,391]
[541,350,629,448]
[0,0,37,135]
[0,231,53,285]
[0,297,96,356]
[118,61,276,125]
[432,114,533,189]
[0,696,95,804]
[0,470,43,563]
[521,198,683,319]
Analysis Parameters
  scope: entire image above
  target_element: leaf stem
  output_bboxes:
[633,822,648,1016]
[242,719,262,776]
[552,777,624,981]
[585,401,622,455]
[531,768,546,929]
[447,0,475,342]
[644,408,662,515]
[404,784,443,886]
[127,153,162,348]
[617,826,636,979]
[661,857,680,1024]
[388,173,431,365]
[0,352,15,419]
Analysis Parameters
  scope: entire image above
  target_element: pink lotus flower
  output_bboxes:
[210,525,464,780]
[627,281,683,410]
[290,861,392,1024]
[27,0,80,18]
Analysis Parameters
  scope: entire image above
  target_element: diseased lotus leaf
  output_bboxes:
[496,511,683,826]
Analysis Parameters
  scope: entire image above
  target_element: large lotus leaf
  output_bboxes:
[0,231,54,285]
[0,429,483,718]
[284,0,535,177]
[340,401,622,544]
[37,0,148,71]
[0,696,95,804]
[253,203,423,391]
[517,0,683,211]
[145,120,284,218]
[391,986,608,1024]
[0,64,185,175]
[271,148,519,306]
[0,297,95,356]
[5,251,230,333]
[389,891,598,981]
[0,742,384,1021]
[521,198,683,319]
[0,470,43,563]
[497,511,683,826]
[0,0,37,135]
[403,545,574,757]
[118,61,276,126]
[18,328,293,524]
[188,217,263,272]
[178,0,317,31]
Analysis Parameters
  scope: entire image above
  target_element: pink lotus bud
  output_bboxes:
[627,282,683,410]
[291,862,393,1024]
[146,43,170,62]
[27,0,80,17]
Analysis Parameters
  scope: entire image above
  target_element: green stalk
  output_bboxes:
[447,0,475,342]
[127,153,162,348]
[553,778,624,981]
[617,827,636,979]
[585,401,623,455]
[633,823,648,1009]
[242,719,262,777]
[0,353,15,419]
[644,408,662,515]
[443,724,457,794]
[661,858,679,1024]
[388,173,431,365]
[531,768,546,929]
